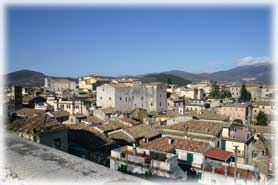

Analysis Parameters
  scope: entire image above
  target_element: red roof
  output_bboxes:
[203,148,233,161]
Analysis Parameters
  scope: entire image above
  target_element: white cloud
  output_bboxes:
[238,56,272,66]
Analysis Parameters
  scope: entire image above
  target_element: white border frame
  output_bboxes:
[0,1,277,185]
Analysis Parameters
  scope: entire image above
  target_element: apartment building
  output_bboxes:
[96,83,167,113]
[110,145,185,178]
[141,137,211,168]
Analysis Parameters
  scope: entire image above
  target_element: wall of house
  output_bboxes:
[229,86,241,99]
[55,100,89,116]
[197,169,255,185]
[175,149,205,168]
[247,87,262,101]
[223,140,245,164]
[217,106,247,124]
[97,84,167,113]
[166,116,191,126]
[96,84,116,109]
[185,105,205,112]
[39,130,68,152]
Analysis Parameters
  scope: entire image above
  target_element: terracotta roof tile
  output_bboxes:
[203,148,233,161]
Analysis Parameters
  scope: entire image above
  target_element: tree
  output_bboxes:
[240,83,251,102]
[210,82,220,99]
[233,119,243,125]
[256,111,268,126]
[220,89,232,98]
[167,78,172,85]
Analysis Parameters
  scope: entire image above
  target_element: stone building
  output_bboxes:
[78,75,110,91]
[252,101,275,123]
[227,83,241,99]
[217,103,252,125]
[44,78,76,92]
[8,113,68,152]
[96,83,167,113]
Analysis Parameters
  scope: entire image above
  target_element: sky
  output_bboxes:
[6,5,272,77]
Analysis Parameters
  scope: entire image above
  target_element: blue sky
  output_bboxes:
[7,5,272,77]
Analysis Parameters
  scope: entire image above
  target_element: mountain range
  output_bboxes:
[6,63,272,87]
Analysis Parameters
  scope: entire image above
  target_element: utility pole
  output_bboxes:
[234,145,239,182]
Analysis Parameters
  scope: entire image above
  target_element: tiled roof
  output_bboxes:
[253,101,273,107]
[95,120,128,132]
[222,103,249,108]
[203,148,233,161]
[9,114,65,135]
[16,108,44,117]
[119,118,140,126]
[85,115,104,124]
[109,132,135,143]
[190,110,230,121]
[141,137,209,153]
[100,107,116,114]
[124,124,161,139]
[52,111,69,118]
[165,120,223,136]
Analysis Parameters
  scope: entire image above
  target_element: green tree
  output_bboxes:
[220,89,232,98]
[240,83,251,102]
[211,82,220,99]
[233,119,243,125]
[167,78,172,85]
[256,111,268,126]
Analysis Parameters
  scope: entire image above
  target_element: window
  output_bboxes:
[125,97,127,102]
[187,153,193,162]
[109,97,111,101]
[160,102,162,106]
[54,138,61,149]
[141,97,144,100]
[100,96,102,100]
[151,103,153,106]
[120,97,122,101]
[103,88,104,91]
[211,179,216,184]
[142,104,144,107]
[160,94,162,98]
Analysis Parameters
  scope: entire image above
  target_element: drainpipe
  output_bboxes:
[234,145,239,182]
[224,159,227,176]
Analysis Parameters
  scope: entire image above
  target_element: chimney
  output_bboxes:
[132,143,136,155]
[168,138,174,144]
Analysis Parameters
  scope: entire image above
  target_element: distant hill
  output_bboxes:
[7,63,272,87]
[162,63,272,83]
[6,70,46,87]
[6,70,77,87]
[141,74,191,86]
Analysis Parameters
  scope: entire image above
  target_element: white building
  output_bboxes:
[44,78,76,92]
[53,98,90,116]
[96,83,167,113]
[110,145,186,179]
